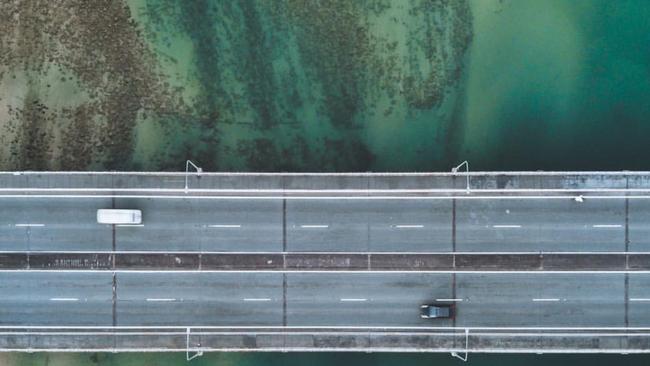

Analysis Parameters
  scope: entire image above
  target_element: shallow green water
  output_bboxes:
[125,0,650,172]
[122,0,472,171]
[2,0,648,171]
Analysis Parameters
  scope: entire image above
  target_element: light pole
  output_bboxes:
[451,160,470,193]
[186,327,203,361]
[184,160,203,193]
[450,328,469,362]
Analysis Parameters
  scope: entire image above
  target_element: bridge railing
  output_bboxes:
[1,326,650,354]
[1,171,650,198]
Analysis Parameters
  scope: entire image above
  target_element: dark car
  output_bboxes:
[420,303,455,319]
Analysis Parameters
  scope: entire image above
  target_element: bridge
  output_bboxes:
[1,169,650,358]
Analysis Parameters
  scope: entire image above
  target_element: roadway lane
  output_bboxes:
[0,196,641,254]
[116,273,283,326]
[0,272,638,329]
[114,198,283,252]
[455,274,625,327]
[627,274,650,326]
[286,201,369,252]
[629,201,650,252]
[286,200,452,252]
[456,199,625,252]
[0,198,113,251]
[0,272,113,325]
[286,273,453,326]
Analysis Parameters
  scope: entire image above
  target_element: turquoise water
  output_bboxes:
[126,0,650,172]
[460,0,650,171]
[2,0,649,172]
[123,0,473,171]
[125,0,650,172]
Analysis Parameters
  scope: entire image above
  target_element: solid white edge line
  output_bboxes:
[435,299,463,302]
[5,325,650,330]
[0,250,646,255]
[0,347,649,354]
[0,269,648,274]
[395,225,424,228]
[493,225,521,228]
[1,331,649,338]
[0,250,645,255]
[208,225,241,228]
[532,298,560,302]
[593,224,623,228]
[4,186,650,192]
[116,224,145,227]
[15,224,45,227]
[300,225,329,228]
[1,170,649,176]
[1,332,650,340]
[629,298,650,302]
[339,298,367,302]
[0,331,645,336]
[4,194,650,200]
[49,298,78,302]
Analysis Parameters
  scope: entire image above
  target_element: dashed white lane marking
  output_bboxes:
[243,298,272,302]
[492,225,521,228]
[15,224,45,227]
[300,225,329,229]
[435,298,463,302]
[395,225,424,229]
[630,298,650,302]
[116,224,145,227]
[592,224,622,228]
[208,224,241,228]
[49,298,78,302]
[340,298,367,302]
[532,298,561,302]
[145,298,176,302]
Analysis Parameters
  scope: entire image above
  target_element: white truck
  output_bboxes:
[97,209,142,225]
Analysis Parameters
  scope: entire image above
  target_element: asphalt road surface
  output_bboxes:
[0,197,638,253]
[0,272,645,329]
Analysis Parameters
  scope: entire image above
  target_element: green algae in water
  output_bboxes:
[2,0,650,172]
[0,0,472,172]
[128,0,473,172]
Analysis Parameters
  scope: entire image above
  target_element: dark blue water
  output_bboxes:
[7,351,650,365]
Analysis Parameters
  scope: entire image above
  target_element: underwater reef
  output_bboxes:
[0,0,472,171]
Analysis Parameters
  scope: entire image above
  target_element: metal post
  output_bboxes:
[451,161,470,193]
[450,328,469,362]
[184,160,203,193]
[186,327,203,361]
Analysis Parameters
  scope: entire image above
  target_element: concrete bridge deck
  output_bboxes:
[2,171,650,354]
[1,251,650,271]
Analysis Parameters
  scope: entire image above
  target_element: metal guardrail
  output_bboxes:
[2,327,650,356]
